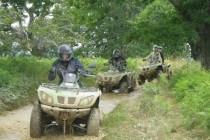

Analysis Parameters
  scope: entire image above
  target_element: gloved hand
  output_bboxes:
[86,71,94,75]
[50,66,56,73]
[48,67,56,80]
[80,70,94,76]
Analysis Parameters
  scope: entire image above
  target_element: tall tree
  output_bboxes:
[168,0,210,69]
[65,0,144,57]
[143,0,210,68]
[0,7,17,55]
[0,0,54,53]
[128,0,196,57]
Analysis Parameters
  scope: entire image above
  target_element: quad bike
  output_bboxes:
[30,71,102,138]
[137,63,172,85]
[96,66,136,93]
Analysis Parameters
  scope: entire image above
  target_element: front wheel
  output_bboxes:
[138,75,145,85]
[96,84,104,92]
[119,81,128,93]
[128,78,136,92]
[166,69,172,79]
[87,108,100,136]
[30,102,43,138]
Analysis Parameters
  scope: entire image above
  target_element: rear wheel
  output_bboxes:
[138,75,145,85]
[166,68,172,79]
[129,78,136,92]
[30,102,43,138]
[97,84,104,92]
[119,81,128,93]
[105,86,112,93]
[132,78,136,89]
[87,108,100,136]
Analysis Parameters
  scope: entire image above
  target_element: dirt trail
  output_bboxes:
[0,91,139,140]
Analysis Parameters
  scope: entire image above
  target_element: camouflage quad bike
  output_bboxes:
[96,66,136,93]
[137,63,172,85]
[30,72,102,138]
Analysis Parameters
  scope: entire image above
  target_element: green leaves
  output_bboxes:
[175,0,210,25]
[170,61,210,132]
[128,0,194,55]
[0,0,208,59]
[0,57,51,112]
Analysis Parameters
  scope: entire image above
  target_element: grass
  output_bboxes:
[102,84,208,140]
[102,98,142,140]
[102,91,190,140]
[102,59,210,140]
[169,61,210,136]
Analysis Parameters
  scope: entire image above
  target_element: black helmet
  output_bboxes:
[58,44,72,61]
[113,49,121,59]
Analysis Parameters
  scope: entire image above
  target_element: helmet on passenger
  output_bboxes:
[153,45,158,52]
[113,49,121,59]
[58,44,72,61]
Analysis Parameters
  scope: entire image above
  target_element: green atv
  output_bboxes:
[96,66,136,93]
[137,63,172,85]
[30,72,102,138]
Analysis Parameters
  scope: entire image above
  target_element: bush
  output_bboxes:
[0,57,51,113]
[142,60,210,136]
[169,61,210,134]
[0,68,15,86]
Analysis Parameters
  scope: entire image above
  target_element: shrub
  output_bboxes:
[142,60,210,135]
[0,57,51,112]
[169,61,210,133]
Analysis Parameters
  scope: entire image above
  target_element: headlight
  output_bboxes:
[79,95,94,106]
[114,76,121,82]
[39,91,53,104]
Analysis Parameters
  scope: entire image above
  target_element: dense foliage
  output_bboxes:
[0,57,51,112]
[1,0,208,61]
[142,60,210,135]
[170,62,210,132]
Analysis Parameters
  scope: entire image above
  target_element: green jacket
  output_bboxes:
[145,52,162,65]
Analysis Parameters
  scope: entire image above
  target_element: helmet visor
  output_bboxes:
[61,53,71,60]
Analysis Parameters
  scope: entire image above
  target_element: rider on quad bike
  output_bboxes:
[97,49,136,93]
[30,44,101,138]
[143,45,162,65]
[138,45,172,85]
[108,49,126,72]
[48,44,90,85]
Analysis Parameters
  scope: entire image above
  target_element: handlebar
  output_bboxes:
[81,73,96,77]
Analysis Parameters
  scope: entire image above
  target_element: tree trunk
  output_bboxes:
[190,41,200,60]
[199,24,210,69]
